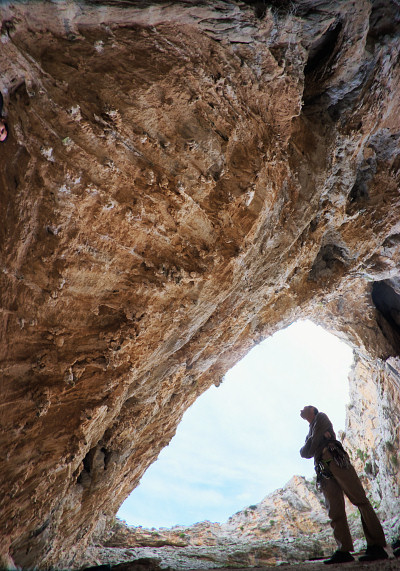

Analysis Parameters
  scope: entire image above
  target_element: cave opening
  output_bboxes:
[117,320,353,529]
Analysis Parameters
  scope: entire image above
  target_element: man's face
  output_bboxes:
[0,121,7,142]
[300,405,315,422]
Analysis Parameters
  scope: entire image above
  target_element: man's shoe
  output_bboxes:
[324,550,355,565]
[358,545,388,561]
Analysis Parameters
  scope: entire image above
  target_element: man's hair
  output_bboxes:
[313,406,319,416]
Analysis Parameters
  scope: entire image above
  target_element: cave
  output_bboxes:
[1,0,400,568]
[117,320,353,529]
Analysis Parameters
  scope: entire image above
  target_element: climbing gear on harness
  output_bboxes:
[315,440,351,490]
[315,458,333,490]
[326,440,351,469]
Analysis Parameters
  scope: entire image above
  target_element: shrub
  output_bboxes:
[356,449,369,463]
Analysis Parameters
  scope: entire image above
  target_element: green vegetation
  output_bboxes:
[347,511,359,523]
[365,461,373,475]
[370,498,381,511]
[356,449,369,463]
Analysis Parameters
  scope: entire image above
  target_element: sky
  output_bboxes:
[117,319,354,529]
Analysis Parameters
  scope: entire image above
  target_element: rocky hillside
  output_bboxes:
[80,476,335,568]
[81,476,400,569]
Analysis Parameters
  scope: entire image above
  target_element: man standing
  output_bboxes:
[300,405,388,565]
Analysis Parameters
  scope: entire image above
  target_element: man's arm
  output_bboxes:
[300,413,332,459]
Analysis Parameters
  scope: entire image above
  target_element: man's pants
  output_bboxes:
[320,454,386,552]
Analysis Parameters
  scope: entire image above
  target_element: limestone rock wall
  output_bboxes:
[343,355,400,519]
[0,0,400,568]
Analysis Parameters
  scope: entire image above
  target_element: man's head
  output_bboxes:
[300,405,318,423]
[0,120,8,142]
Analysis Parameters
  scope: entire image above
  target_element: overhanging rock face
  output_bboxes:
[0,0,400,568]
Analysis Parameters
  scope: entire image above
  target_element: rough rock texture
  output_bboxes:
[80,558,400,571]
[1,0,400,568]
[82,560,400,571]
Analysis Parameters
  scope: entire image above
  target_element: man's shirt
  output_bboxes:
[300,412,336,460]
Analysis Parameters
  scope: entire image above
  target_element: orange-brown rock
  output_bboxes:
[1,0,400,568]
